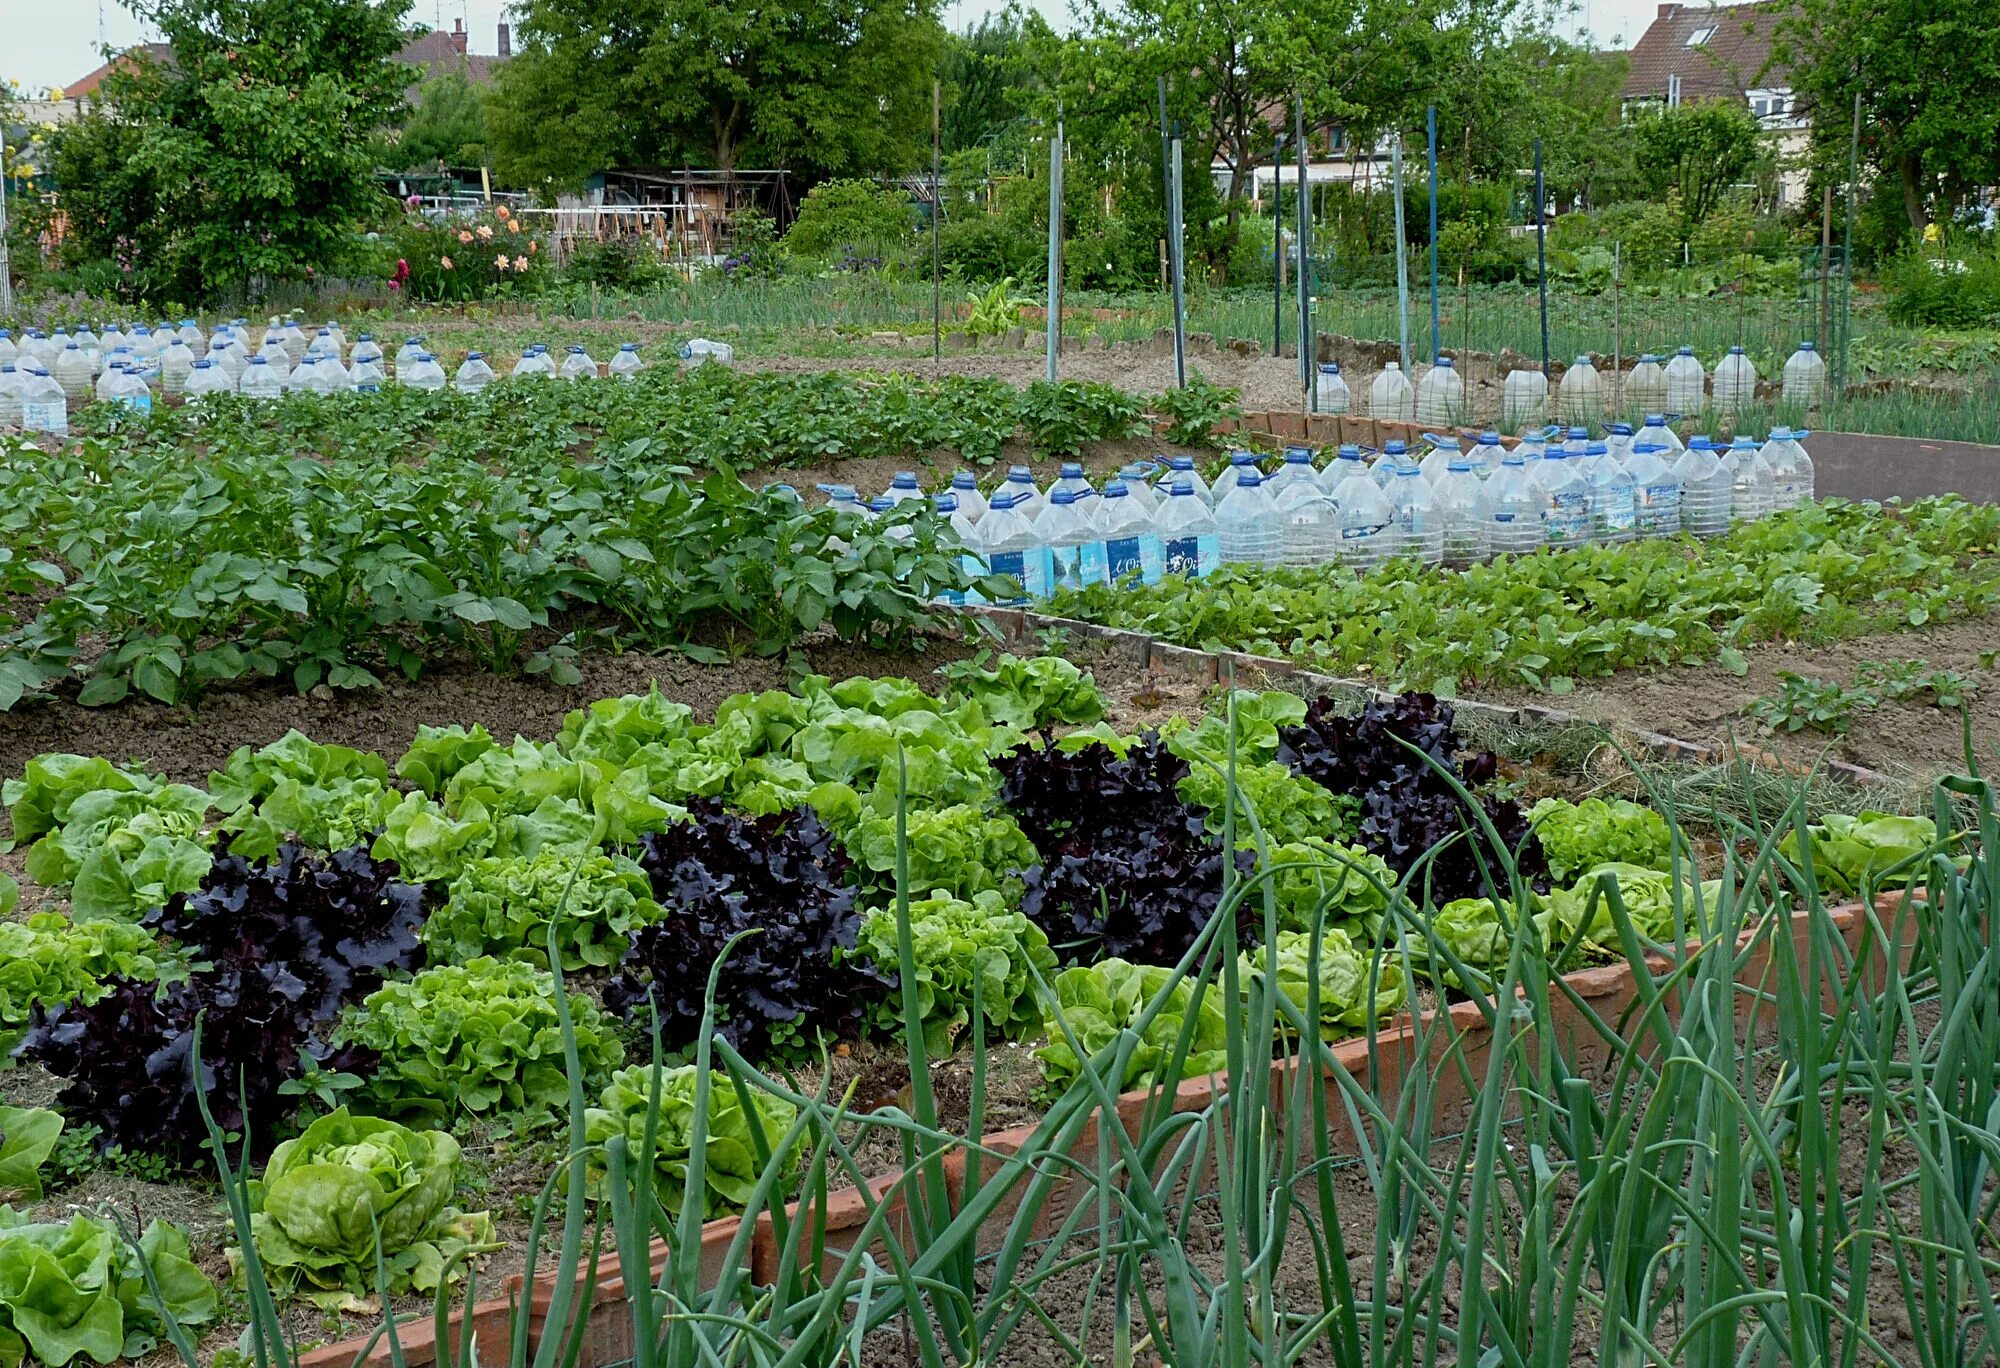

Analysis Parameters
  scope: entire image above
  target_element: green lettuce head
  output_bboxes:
[1036,959,1229,1093]
[246,1108,497,1308]
[1240,929,1407,1038]
[584,1065,801,1220]
[1777,810,1943,894]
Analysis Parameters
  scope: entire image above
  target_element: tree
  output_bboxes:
[941,7,1053,157]
[1630,100,1761,225]
[485,0,947,193]
[92,0,412,300]
[395,70,487,169]
[1776,0,2000,233]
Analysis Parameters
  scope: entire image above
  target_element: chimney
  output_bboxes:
[1657,3,1678,17]
[450,17,467,52]
[497,22,510,57]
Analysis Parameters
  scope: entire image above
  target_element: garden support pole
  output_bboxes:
[1392,136,1409,373]
[1296,100,1311,400]
[1170,135,1188,388]
[0,160,11,316]
[1427,105,1439,364]
[1534,138,1549,386]
[932,81,942,369]
[1838,88,1860,408]
[1157,77,1173,292]
[1274,135,1284,355]
[1046,120,1064,382]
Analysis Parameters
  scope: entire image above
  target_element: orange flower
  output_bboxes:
[528,239,538,253]
[507,220,521,234]
[494,252,510,270]
[495,204,510,220]
[457,229,473,244]
[513,254,529,271]
[476,224,493,240]
[440,254,454,270]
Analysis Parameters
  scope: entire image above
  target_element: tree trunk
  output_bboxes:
[1897,153,1927,232]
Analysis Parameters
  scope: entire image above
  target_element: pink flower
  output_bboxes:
[457,229,473,244]
[476,224,493,240]
[494,252,509,270]
[404,193,421,209]
[440,254,454,270]
[513,255,529,271]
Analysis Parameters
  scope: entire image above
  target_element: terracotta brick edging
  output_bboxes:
[302,886,1915,1368]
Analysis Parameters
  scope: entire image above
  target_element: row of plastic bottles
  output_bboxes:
[820,427,1815,600]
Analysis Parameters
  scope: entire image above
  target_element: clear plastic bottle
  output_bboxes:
[609,344,644,380]
[1556,355,1604,425]
[308,327,339,359]
[159,337,196,395]
[1315,362,1350,414]
[1118,462,1160,514]
[1415,356,1465,426]
[1762,428,1814,510]
[349,356,386,393]
[1781,343,1826,407]
[1371,439,1413,490]
[323,321,347,355]
[179,319,207,354]
[1214,470,1280,567]
[55,344,94,399]
[1584,440,1637,544]
[1274,477,1338,568]
[300,356,349,396]
[1484,450,1543,557]
[1320,443,1369,495]
[1713,346,1758,412]
[1047,461,1094,502]
[0,331,16,368]
[1209,450,1264,503]
[1625,442,1681,538]
[1473,429,1505,477]
[1031,489,1104,593]
[928,494,968,606]
[95,357,129,402]
[1501,367,1549,432]
[977,493,1049,602]
[1370,361,1415,421]
[1389,465,1442,565]
[1095,481,1163,584]
[822,485,872,519]
[240,355,285,400]
[0,364,23,428]
[882,472,927,507]
[1603,421,1635,464]
[1728,435,1774,524]
[211,339,248,387]
[206,322,233,359]
[1000,465,1044,522]
[394,337,426,377]
[1436,458,1490,567]
[454,352,498,393]
[1418,432,1462,485]
[403,352,448,391]
[1160,455,1211,506]
[949,471,988,522]
[75,323,101,368]
[560,345,600,380]
[511,347,544,380]
[1674,437,1732,537]
[1265,445,1320,499]
[257,336,294,386]
[351,334,385,370]
[1513,428,1550,467]
[1664,346,1706,414]
[20,367,69,436]
[1154,478,1220,579]
[185,357,235,401]
[1636,412,1683,456]
[1329,460,1396,574]
[1626,354,1667,413]
[280,318,309,365]
[1536,445,1590,551]
[112,364,155,415]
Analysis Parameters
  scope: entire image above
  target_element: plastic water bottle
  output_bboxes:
[404,352,448,391]
[609,344,644,380]
[1330,461,1396,573]
[1436,458,1490,567]
[241,354,285,401]
[1627,354,1668,413]
[1372,439,1413,489]
[1389,465,1442,565]
[1664,347,1706,414]
[1636,413,1683,456]
[393,337,425,377]
[1762,428,1813,510]
[1513,428,1550,466]
[1117,462,1160,513]
[1275,478,1338,567]
[1625,442,1681,538]
[1728,436,1774,524]
[1215,470,1280,567]
[257,337,293,386]
[56,344,94,399]
[1674,437,1731,537]
[1473,429,1505,477]
[1416,356,1465,426]
[1419,433,1463,485]
[303,356,351,396]
[1315,363,1350,414]
[1095,481,1163,584]
[822,485,871,519]
[206,322,232,358]
[1485,450,1542,557]
[1536,444,1590,551]
[308,327,338,360]
[1155,478,1221,579]
[1713,347,1758,412]
[560,345,599,380]
[1584,440,1637,544]
[1556,355,1603,425]
[323,321,347,355]
[185,357,234,401]
[111,364,155,415]
[1266,446,1319,499]
[510,347,543,380]
[454,352,497,393]
[351,335,385,369]
[159,338,195,395]
[20,368,69,436]
[1161,454,1214,505]
[1371,361,1415,420]
[1780,343,1825,407]
[927,495,969,606]
[95,358,129,402]
[1032,490,1105,592]
[948,472,988,522]
[881,472,927,507]
[1047,462,1094,502]
[0,331,16,368]
[0,364,23,428]
[180,319,207,354]
[349,356,385,393]
[1000,466,1044,522]
[280,319,309,365]
[74,324,101,368]
[977,493,1049,602]
[681,339,735,366]
[1321,443,1369,494]
[1501,368,1548,432]
[1209,450,1263,503]
[1603,421,1635,464]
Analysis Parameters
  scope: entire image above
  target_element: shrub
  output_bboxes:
[1880,241,2000,328]
[564,235,672,291]
[783,180,916,262]
[388,204,546,302]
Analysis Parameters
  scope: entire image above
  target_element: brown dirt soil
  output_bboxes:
[1481,616,2000,785]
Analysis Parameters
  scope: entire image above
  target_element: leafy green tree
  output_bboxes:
[394,70,487,170]
[78,0,412,301]
[942,7,1053,156]
[486,0,947,193]
[1630,99,1761,226]
[1776,0,2000,233]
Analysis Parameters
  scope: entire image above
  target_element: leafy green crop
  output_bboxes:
[1178,761,1359,848]
[245,1108,498,1308]
[584,1065,801,1220]
[855,890,1057,1051]
[838,805,1039,903]
[1037,959,1229,1093]
[0,1208,216,1367]
[9,759,214,922]
[338,957,625,1123]
[0,914,165,1054]
[209,730,394,859]
[1250,839,1397,935]
[1745,657,1980,734]
[935,653,1106,731]
[426,849,664,970]
[1240,929,1407,1038]
[0,1106,63,1203]
[1526,797,1672,884]
[1778,810,1944,894]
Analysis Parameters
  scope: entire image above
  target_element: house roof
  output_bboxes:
[1621,0,1792,102]
[60,42,173,98]
[63,26,502,101]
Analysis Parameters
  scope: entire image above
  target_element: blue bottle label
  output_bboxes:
[1046,544,1080,593]
[1546,491,1588,542]
[988,549,1044,603]
[120,394,153,415]
[1163,534,1218,579]
[1077,540,1109,587]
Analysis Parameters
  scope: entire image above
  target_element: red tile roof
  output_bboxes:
[64,28,503,100]
[1621,0,1793,102]
[61,43,173,98]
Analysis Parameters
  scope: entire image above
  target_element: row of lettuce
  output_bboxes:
[0,656,1942,1362]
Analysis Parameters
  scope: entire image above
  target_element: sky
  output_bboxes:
[0,0,1665,95]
